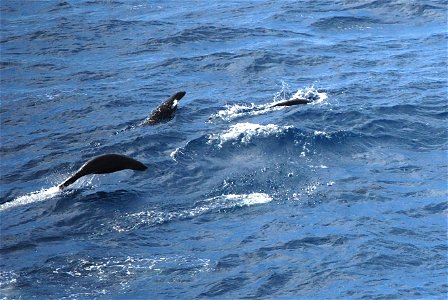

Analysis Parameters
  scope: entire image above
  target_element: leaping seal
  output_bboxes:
[58,154,147,190]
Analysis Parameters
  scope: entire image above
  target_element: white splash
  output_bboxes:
[209,103,273,122]
[291,87,328,105]
[208,122,291,148]
[0,186,61,212]
[170,147,182,161]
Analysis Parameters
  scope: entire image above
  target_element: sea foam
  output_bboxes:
[0,187,61,212]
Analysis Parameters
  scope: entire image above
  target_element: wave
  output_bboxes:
[170,122,299,162]
[17,254,212,299]
[112,193,272,232]
[207,123,292,148]
[312,16,389,30]
[170,122,359,163]
[340,1,447,20]
[143,25,306,50]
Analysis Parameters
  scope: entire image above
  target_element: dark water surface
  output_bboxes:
[1,1,447,299]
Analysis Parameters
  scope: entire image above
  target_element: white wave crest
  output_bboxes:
[208,122,291,148]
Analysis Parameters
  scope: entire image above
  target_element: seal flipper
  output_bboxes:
[58,171,83,190]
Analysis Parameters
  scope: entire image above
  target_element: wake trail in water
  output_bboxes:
[0,187,61,212]
[0,176,96,212]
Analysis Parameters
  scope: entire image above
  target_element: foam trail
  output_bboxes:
[0,186,61,212]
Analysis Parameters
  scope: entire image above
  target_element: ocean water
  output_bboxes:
[1,0,447,299]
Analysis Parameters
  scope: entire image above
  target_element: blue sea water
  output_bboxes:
[1,0,447,299]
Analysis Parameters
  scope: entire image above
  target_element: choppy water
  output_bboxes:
[1,1,447,299]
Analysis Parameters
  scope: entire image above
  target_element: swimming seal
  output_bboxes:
[58,154,147,190]
[271,98,311,107]
[142,91,186,125]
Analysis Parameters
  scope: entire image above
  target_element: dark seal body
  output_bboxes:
[58,154,147,189]
[271,98,311,107]
[143,91,186,125]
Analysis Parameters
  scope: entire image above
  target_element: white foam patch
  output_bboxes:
[170,147,183,161]
[291,87,328,105]
[0,270,19,291]
[0,186,61,212]
[215,193,273,206]
[314,130,331,138]
[209,103,274,122]
[113,193,272,232]
[208,122,291,148]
